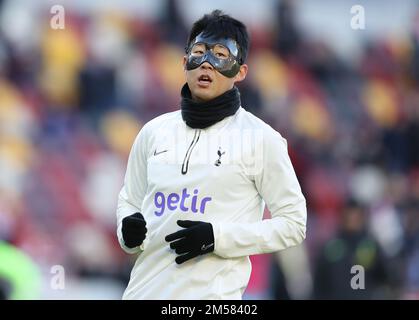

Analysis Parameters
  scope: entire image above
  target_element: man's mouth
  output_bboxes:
[197,74,213,86]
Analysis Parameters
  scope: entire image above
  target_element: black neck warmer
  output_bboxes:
[180,83,241,129]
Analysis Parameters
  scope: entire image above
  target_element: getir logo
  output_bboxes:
[154,188,212,216]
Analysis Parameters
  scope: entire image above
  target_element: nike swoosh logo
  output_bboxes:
[201,243,214,251]
[154,149,168,156]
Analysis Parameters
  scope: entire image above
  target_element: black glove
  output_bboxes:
[122,212,147,248]
[165,220,214,264]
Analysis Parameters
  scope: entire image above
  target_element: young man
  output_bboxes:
[116,10,307,300]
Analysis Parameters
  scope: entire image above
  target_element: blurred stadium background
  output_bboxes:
[1,0,419,299]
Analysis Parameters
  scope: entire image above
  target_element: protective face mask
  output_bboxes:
[185,32,242,78]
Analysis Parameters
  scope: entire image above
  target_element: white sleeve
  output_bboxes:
[116,126,149,254]
[212,129,307,258]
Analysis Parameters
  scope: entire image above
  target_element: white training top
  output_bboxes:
[116,107,307,300]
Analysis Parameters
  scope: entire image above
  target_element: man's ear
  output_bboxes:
[234,64,248,83]
[183,56,187,71]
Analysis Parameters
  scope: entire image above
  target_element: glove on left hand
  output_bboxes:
[165,220,214,264]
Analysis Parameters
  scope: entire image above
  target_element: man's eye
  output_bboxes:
[193,50,204,55]
[216,52,227,58]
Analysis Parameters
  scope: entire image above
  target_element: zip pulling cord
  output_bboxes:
[181,129,201,175]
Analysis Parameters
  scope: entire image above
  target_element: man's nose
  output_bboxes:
[200,62,214,70]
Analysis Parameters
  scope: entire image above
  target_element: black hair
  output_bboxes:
[186,10,250,64]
